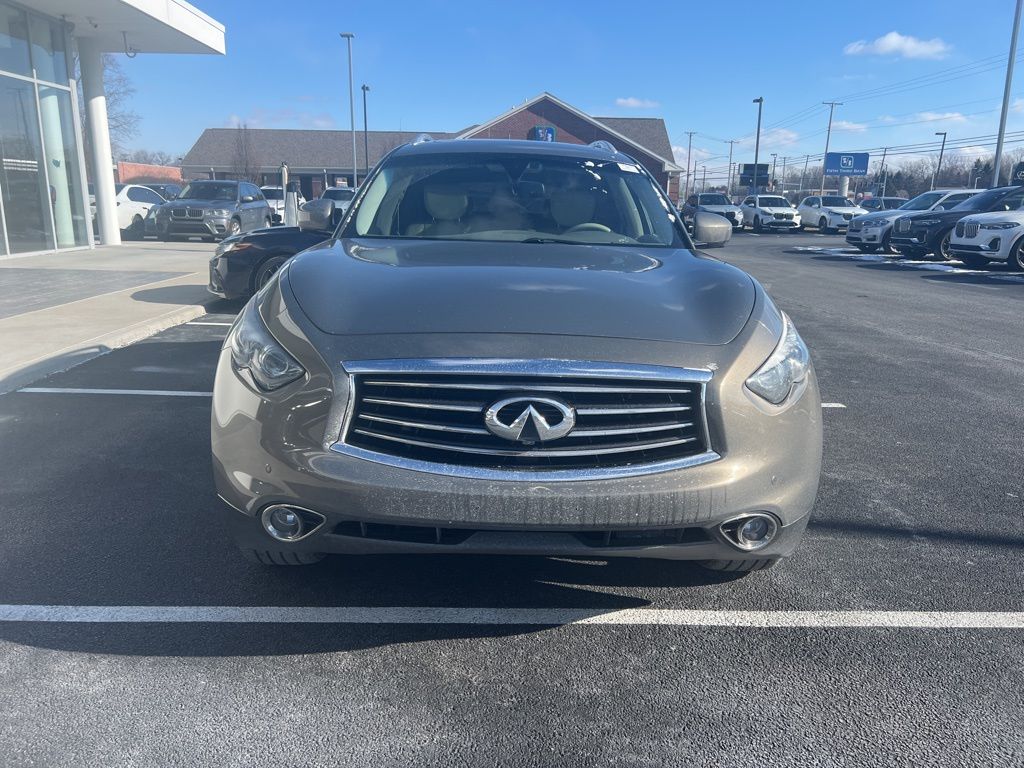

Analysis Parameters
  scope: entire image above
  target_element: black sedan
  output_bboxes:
[890,185,1024,259]
[208,224,333,300]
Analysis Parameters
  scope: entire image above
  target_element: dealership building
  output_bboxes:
[0,0,223,258]
[181,93,684,201]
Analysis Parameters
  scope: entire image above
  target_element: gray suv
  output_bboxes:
[157,180,273,241]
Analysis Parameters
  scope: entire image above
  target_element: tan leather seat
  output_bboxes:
[550,189,597,230]
[406,185,469,236]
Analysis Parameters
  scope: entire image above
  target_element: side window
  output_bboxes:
[743,197,753,206]
[126,187,146,203]
[142,188,163,204]
[999,189,1024,210]
[942,194,971,207]
[809,197,819,207]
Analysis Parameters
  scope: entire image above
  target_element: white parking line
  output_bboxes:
[0,604,1021,628]
[821,403,847,409]
[18,388,212,397]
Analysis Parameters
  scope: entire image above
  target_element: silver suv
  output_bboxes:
[156,180,274,241]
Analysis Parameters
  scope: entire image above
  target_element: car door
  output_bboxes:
[741,197,755,223]
[935,192,974,210]
[122,187,152,229]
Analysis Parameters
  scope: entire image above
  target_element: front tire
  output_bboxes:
[1008,238,1024,271]
[252,256,288,293]
[935,230,953,261]
[698,558,777,573]
[228,218,241,237]
[819,216,830,234]
[242,548,325,566]
[753,217,763,233]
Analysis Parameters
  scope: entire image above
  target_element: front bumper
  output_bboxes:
[845,225,888,245]
[161,215,231,237]
[211,289,822,562]
[208,254,253,299]
[949,238,1009,260]
[763,219,800,229]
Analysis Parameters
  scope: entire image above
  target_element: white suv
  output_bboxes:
[797,195,867,233]
[261,186,307,223]
[845,189,976,254]
[89,183,166,239]
[739,195,801,232]
[949,208,1024,270]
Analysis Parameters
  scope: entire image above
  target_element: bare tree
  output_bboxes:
[230,125,259,182]
[120,148,176,166]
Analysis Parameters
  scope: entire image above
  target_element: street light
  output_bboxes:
[339,33,357,188]
[770,153,777,191]
[993,0,1023,185]
[752,97,764,193]
[361,84,370,181]
[931,131,948,190]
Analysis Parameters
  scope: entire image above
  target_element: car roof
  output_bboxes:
[934,188,978,194]
[390,138,636,163]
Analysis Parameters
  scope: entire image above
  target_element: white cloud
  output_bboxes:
[738,128,799,150]
[222,108,337,130]
[672,145,714,166]
[843,31,951,60]
[916,111,967,123]
[954,145,990,158]
[833,119,867,133]
[1013,98,1024,113]
[616,96,660,109]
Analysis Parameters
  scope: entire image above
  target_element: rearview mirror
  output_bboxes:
[692,211,731,248]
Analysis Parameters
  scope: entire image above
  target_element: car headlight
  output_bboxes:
[215,236,252,257]
[915,219,942,226]
[226,299,305,391]
[980,221,1020,230]
[864,218,889,227]
[209,208,232,218]
[745,313,811,405]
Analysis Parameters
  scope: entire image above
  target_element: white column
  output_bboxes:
[78,38,120,246]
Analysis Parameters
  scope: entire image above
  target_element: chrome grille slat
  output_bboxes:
[353,429,698,457]
[344,363,710,472]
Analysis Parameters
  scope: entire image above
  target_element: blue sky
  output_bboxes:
[123,0,1024,183]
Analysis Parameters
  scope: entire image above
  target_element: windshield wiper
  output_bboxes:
[519,237,583,245]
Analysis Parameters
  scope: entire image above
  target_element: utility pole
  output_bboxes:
[683,131,696,200]
[994,0,1023,186]
[752,97,764,193]
[820,101,842,195]
[931,132,947,190]
[726,139,738,195]
[799,154,809,194]
[361,84,370,181]
[340,33,357,187]
[780,156,788,196]
[770,153,778,191]
[877,147,888,196]
[701,165,707,193]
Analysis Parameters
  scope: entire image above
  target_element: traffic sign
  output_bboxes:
[824,152,869,176]
[1011,161,1024,183]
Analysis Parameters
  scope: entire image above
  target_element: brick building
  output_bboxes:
[180,93,682,200]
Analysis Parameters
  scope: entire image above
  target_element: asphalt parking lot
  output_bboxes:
[1,231,1022,766]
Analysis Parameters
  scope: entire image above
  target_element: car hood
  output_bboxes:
[902,210,967,225]
[286,238,757,345]
[856,209,907,222]
[823,206,866,215]
[759,207,796,214]
[700,205,740,212]
[170,199,236,207]
[957,210,1024,223]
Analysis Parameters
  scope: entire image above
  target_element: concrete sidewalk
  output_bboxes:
[0,241,237,393]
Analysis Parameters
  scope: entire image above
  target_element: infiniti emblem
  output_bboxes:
[484,396,576,444]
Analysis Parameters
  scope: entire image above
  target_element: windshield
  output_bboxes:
[951,188,1012,211]
[882,198,906,209]
[178,181,238,201]
[899,191,944,211]
[322,188,355,201]
[757,197,790,208]
[698,194,732,206]
[261,188,283,200]
[344,152,684,247]
[821,196,853,207]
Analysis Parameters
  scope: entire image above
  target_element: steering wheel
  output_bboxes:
[564,222,612,233]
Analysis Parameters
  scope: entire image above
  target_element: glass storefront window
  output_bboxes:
[38,86,87,247]
[29,14,68,85]
[0,2,31,77]
[0,75,55,253]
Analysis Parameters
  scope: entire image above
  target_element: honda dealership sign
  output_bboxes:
[824,152,869,176]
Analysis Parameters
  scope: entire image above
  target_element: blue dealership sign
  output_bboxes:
[824,152,869,176]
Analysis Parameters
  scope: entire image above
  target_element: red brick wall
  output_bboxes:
[467,101,670,189]
[117,162,183,183]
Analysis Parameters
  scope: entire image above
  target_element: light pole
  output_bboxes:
[770,153,777,191]
[752,97,764,193]
[931,132,947,190]
[726,139,738,195]
[799,154,809,194]
[701,165,707,193]
[994,0,1023,185]
[340,33,357,187]
[683,131,696,199]
[361,84,370,181]
[820,101,842,195]
[780,156,788,195]
[877,147,888,196]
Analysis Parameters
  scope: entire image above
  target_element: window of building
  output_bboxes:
[28,14,68,85]
[0,3,30,77]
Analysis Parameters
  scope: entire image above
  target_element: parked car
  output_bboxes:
[320,186,357,213]
[208,200,343,300]
[890,185,1024,260]
[859,196,908,212]
[739,194,801,232]
[260,185,307,224]
[88,183,166,239]
[680,192,743,229]
[143,183,182,200]
[154,180,274,241]
[796,195,868,233]
[211,138,822,572]
[846,189,977,254]
[949,208,1024,270]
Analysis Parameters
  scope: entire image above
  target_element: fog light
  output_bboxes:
[261,504,325,542]
[721,513,779,551]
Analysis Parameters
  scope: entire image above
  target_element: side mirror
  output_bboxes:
[692,211,731,248]
[299,198,335,231]
[241,195,255,203]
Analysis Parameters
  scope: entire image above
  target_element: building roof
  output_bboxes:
[180,128,456,172]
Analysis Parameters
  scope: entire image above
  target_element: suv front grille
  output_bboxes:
[849,219,862,231]
[171,207,204,219]
[897,218,912,234]
[963,222,979,238]
[340,362,710,474]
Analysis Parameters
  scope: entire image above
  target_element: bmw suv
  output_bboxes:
[156,180,274,241]
[211,139,822,573]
